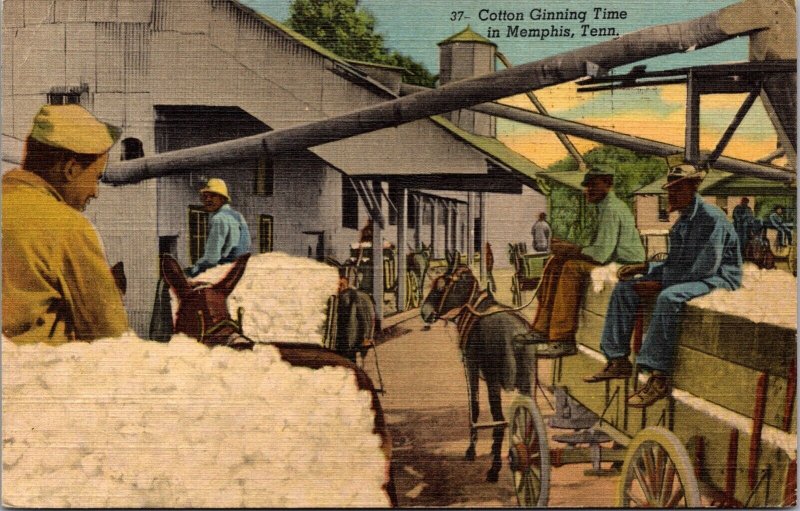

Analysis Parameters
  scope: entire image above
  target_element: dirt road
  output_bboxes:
[361,316,620,507]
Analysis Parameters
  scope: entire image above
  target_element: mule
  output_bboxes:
[420,252,534,483]
[160,253,397,505]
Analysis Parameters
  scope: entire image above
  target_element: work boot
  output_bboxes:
[513,330,549,345]
[627,372,670,408]
[536,340,578,358]
[583,357,632,382]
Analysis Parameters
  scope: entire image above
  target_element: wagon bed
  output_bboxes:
[509,268,797,507]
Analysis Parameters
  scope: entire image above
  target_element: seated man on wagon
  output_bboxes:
[585,163,742,407]
[529,164,645,357]
[186,178,252,277]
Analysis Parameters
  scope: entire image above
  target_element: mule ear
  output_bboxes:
[213,253,250,294]
[446,250,457,274]
[454,250,462,266]
[161,254,191,299]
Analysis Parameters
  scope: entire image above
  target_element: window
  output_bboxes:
[188,206,209,264]
[47,84,89,105]
[259,215,274,253]
[255,157,274,196]
[342,179,359,229]
[438,202,447,225]
[121,138,144,161]
[657,195,670,222]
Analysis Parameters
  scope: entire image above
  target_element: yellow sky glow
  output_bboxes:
[497,84,780,168]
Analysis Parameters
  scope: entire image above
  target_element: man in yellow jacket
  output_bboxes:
[3,104,128,343]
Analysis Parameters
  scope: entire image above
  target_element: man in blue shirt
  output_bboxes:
[585,163,742,407]
[769,205,793,248]
[187,178,252,277]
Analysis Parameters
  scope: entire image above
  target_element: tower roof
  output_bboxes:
[438,25,496,46]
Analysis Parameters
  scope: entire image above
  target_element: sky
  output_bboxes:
[240,0,785,168]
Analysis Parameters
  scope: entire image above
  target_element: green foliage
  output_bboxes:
[755,196,797,222]
[288,0,437,87]
[546,145,668,243]
[549,184,594,244]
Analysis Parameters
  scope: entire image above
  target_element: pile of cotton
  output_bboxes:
[691,263,797,329]
[589,262,621,293]
[173,253,340,344]
[2,334,390,508]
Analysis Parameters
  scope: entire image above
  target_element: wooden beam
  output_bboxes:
[686,69,702,164]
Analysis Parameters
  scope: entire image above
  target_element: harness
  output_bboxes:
[435,266,530,350]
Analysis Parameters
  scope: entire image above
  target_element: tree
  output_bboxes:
[288,0,437,87]
[545,146,668,242]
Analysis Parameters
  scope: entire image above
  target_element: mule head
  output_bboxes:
[160,253,251,345]
[420,251,478,324]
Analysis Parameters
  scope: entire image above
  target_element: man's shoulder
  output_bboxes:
[696,200,733,225]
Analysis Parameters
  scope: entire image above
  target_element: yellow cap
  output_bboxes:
[200,178,230,201]
[29,104,121,155]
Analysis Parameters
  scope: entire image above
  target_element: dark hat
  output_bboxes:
[662,163,707,189]
[581,164,615,186]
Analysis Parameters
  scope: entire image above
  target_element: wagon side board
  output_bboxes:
[552,284,797,506]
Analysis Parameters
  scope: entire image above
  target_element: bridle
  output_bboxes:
[434,265,480,321]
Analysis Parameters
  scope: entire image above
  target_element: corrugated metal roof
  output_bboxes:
[633,169,733,195]
[232,1,352,67]
[702,174,796,196]
[428,116,545,183]
[536,170,587,190]
[345,58,406,72]
[438,25,496,46]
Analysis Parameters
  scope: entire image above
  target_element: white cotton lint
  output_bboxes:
[691,263,797,329]
[169,252,339,344]
[589,262,620,293]
[2,334,390,508]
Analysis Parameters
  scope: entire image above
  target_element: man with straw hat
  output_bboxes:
[186,178,251,277]
[3,104,128,342]
[585,163,742,407]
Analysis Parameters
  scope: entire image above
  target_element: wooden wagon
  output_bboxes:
[507,270,797,507]
[508,243,548,307]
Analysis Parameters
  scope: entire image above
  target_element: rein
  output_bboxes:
[434,265,539,350]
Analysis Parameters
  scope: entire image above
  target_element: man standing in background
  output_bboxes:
[531,212,552,253]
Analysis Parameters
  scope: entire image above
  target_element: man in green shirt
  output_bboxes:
[531,164,645,357]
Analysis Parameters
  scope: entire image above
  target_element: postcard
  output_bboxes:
[2,0,796,507]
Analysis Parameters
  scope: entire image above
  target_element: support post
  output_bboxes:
[479,193,487,284]
[466,193,474,269]
[396,187,408,312]
[371,180,384,330]
[686,69,701,164]
[414,194,422,250]
[444,201,451,255]
[430,198,437,259]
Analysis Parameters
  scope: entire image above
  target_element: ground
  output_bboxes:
[359,268,621,507]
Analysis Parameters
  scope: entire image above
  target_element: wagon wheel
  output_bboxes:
[511,275,521,307]
[507,395,550,507]
[617,427,700,507]
[405,272,420,309]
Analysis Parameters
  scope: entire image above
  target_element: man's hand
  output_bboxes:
[617,263,648,281]
[550,239,582,257]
